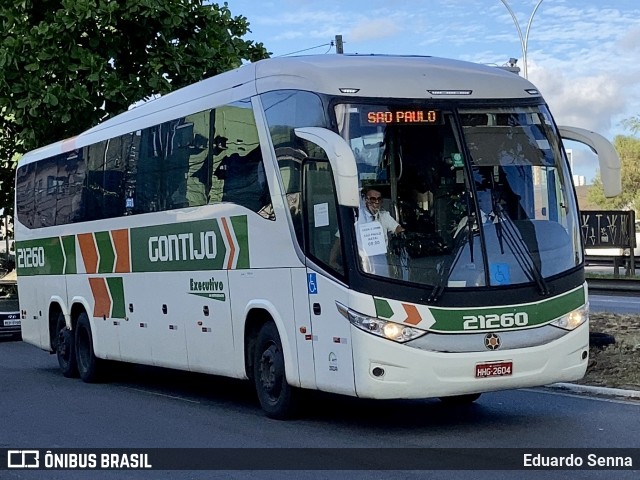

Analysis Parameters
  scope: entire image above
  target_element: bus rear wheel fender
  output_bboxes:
[55,311,78,378]
[75,312,103,383]
[253,322,298,419]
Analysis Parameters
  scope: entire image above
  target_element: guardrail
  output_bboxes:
[586,278,640,296]
[585,255,637,276]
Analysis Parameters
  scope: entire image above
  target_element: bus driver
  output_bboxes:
[329,186,404,272]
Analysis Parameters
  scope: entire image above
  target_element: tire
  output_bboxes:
[55,312,78,378]
[589,332,615,349]
[253,322,297,419]
[439,393,482,405]
[75,312,103,383]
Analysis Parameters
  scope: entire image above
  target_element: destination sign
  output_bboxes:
[362,109,441,125]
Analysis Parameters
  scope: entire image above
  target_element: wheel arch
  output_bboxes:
[242,300,300,388]
[48,297,67,351]
[69,298,93,340]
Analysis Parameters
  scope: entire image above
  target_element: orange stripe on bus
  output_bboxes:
[78,233,98,274]
[89,277,111,318]
[111,229,130,273]
[220,217,236,270]
[402,303,422,325]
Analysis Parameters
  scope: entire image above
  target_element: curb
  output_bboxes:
[546,382,640,399]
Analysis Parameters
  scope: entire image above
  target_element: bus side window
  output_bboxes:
[261,90,329,247]
[209,101,273,219]
[33,155,61,228]
[57,150,84,225]
[180,112,211,209]
[15,163,36,229]
[277,147,306,248]
[303,160,344,275]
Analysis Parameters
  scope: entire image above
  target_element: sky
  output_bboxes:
[231,0,640,183]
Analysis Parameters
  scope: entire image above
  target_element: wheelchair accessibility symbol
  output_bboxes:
[307,273,318,294]
[490,262,511,285]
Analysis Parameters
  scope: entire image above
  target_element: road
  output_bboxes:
[589,294,640,314]
[1,338,639,479]
[585,263,640,313]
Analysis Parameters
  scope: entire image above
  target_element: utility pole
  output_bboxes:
[499,0,544,79]
[334,35,344,54]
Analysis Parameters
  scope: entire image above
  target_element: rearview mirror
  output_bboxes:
[558,126,621,197]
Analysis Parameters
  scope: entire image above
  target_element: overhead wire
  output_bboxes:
[276,41,335,57]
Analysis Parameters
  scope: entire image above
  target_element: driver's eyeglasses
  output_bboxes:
[367,196,382,203]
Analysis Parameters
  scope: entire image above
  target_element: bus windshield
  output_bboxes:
[335,102,581,289]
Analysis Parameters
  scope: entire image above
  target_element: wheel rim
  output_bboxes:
[77,327,90,371]
[258,343,282,402]
[57,330,69,361]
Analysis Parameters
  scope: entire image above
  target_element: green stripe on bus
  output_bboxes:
[106,277,126,319]
[15,238,65,276]
[427,286,585,332]
[374,298,394,319]
[61,235,77,274]
[95,231,115,274]
[130,218,227,272]
[230,215,250,269]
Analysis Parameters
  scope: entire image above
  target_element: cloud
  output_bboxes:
[527,61,632,182]
[530,62,627,132]
[349,18,400,42]
[618,26,640,51]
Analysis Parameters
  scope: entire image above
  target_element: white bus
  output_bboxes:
[15,55,620,418]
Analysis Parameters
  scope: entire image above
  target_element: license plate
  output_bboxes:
[3,319,20,327]
[475,361,512,378]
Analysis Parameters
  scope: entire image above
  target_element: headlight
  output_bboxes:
[337,303,427,343]
[550,304,588,331]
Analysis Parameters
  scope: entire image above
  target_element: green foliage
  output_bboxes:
[588,134,640,213]
[621,115,640,135]
[0,0,270,215]
[0,112,21,217]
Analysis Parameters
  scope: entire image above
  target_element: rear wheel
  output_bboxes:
[55,312,78,378]
[253,322,297,419]
[75,312,103,383]
[439,393,482,405]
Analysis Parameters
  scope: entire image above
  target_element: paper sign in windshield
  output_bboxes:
[359,222,387,256]
[314,203,329,227]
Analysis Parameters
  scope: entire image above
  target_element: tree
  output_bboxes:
[621,115,640,135]
[588,134,640,213]
[0,0,269,215]
[0,112,21,217]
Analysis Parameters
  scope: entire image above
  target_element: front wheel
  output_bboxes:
[253,322,297,419]
[75,313,103,383]
[56,312,78,378]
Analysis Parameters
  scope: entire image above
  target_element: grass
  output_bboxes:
[577,312,640,390]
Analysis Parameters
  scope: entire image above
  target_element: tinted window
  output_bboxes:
[33,156,61,228]
[210,100,272,219]
[16,98,273,227]
[261,90,328,242]
[57,150,85,225]
[82,137,128,221]
[15,163,36,228]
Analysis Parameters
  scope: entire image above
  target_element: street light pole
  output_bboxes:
[499,0,544,79]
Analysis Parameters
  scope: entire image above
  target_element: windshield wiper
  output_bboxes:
[426,224,472,303]
[491,203,550,296]
[426,252,456,303]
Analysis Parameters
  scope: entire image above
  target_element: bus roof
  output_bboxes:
[254,54,539,100]
[18,54,542,167]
